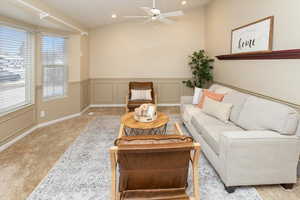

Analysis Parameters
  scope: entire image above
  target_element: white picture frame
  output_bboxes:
[231,16,274,54]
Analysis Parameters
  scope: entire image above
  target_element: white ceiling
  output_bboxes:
[0,0,210,31]
[0,0,73,31]
[41,0,210,28]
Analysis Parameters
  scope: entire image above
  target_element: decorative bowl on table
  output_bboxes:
[134,104,157,122]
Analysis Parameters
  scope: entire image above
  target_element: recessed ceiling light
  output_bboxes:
[112,14,117,19]
[181,1,187,5]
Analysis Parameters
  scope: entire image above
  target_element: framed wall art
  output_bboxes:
[231,16,274,54]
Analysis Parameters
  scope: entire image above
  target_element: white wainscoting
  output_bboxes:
[89,78,194,105]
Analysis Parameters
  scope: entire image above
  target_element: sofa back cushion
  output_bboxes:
[209,84,232,93]
[223,91,250,124]
[236,96,299,135]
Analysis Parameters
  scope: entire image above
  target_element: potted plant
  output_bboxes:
[183,50,214,89]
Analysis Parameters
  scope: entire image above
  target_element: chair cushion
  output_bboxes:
[222,91,250,124]
[237,96,299,135]
[191,113,242,155]
[121,188,189,200]
[131,89,152,100]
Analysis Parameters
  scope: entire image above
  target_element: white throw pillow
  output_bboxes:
[202,98,233,122]
[131,89,152,100]
[192,87,203,104]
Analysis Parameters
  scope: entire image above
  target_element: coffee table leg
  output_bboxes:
[124,123,168,136]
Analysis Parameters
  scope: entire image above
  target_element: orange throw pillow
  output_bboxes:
[198,89,225,108]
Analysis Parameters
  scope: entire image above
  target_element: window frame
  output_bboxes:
[0,22,35,116]
[41,33,69,101]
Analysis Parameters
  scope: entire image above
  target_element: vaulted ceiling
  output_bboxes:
[0,0,210,30]
[42,0,210,28]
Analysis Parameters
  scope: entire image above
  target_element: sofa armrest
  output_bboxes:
[181,96,193,105]
[219,131,300,186]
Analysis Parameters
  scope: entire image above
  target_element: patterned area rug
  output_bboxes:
[27,115,262,200]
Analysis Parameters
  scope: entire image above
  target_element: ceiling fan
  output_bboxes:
[124,0,184,24]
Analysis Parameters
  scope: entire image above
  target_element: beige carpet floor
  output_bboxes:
[0,107,299,200]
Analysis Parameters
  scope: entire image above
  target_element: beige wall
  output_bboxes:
[80,35,89,81]
[204,0,300,105]
[89,7,205,78]
[0,106,36,145]
[0,14,89,145]
[36,34,90,122]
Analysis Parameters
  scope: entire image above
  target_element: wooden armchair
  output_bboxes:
[126,82,157,112]
[110,124,201,200]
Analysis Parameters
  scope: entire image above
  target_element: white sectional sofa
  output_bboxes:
[181,84,300,193]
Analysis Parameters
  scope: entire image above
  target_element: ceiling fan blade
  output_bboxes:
[124,16,149,18]
[140,7,153,15]
[161,10,184,18]
[158,17,175,24]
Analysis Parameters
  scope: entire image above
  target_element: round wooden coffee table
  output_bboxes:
[121,112,169,136]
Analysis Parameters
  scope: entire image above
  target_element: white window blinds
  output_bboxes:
[0,24,34,114]
[41,35,68,99]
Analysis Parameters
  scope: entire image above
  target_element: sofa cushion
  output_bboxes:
[181,104,202,123]
[191,112,242,155]
[237,96,299,135]
[222,91,250,124]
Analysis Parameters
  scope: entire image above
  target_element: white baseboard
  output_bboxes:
[80,105,90,114]
[0,103,179,152]
[0,126,38,152]
[37,113,81,129]
[0,109,87,152]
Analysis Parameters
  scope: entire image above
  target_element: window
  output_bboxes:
[0,24,34,114]
[41,35,68,99]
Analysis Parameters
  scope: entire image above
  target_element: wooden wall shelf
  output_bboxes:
[216,49,300,60]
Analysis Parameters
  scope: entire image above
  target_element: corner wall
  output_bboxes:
[204,0,300,106]
[89,7,205,104]
[0,15,89,145]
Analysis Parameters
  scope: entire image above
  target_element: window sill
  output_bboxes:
[43,95,68,102]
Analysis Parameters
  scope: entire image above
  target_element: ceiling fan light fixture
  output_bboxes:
[181,1,187,5]
[112,14,117,19]
[151,8,161,15]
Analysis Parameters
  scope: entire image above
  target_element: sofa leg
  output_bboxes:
[281,184,294,190]
[224,186,236,193]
